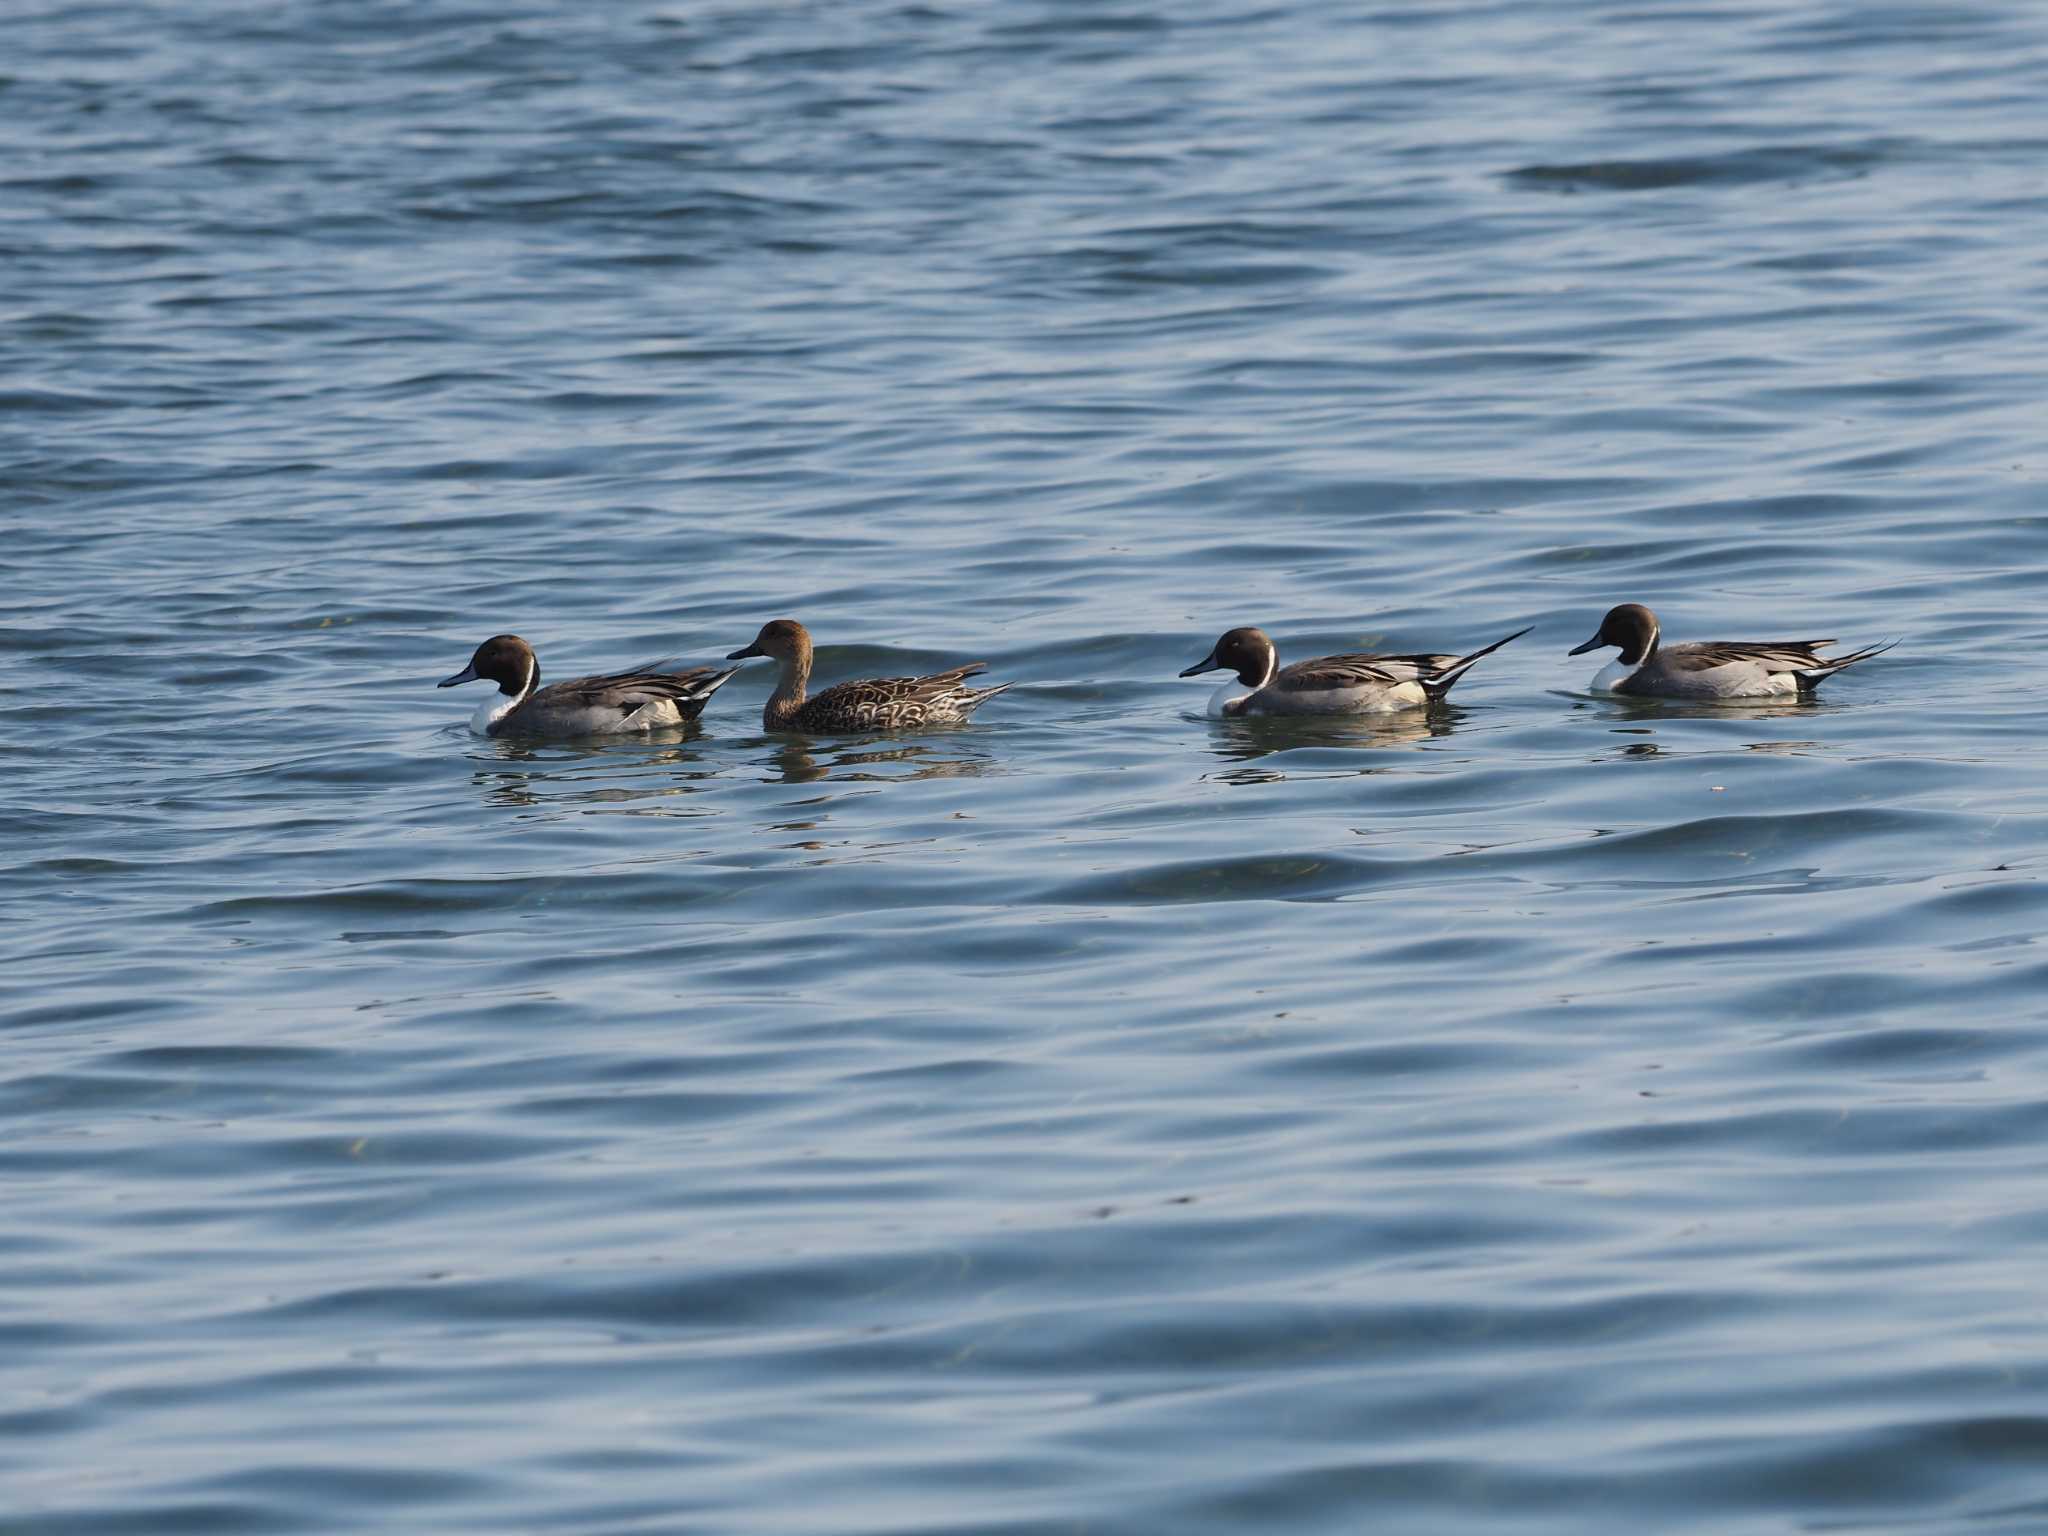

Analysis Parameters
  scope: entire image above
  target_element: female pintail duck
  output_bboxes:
[438,634,739,737]
[726,618,1011,733]
[1179,624,1530,717]
[1568,603,1896,698]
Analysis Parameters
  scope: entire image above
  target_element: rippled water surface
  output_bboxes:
[10,1,2048,1530]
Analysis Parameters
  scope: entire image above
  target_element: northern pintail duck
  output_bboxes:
[438,634,739,737]
[1179,624,1530,717]
[726,619,1011,733]
[1569,603,1896,698]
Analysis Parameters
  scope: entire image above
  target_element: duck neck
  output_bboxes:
[476,656,537,734]
[763,649,811,729]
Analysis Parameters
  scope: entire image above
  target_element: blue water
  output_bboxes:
[9,1,2048,1530]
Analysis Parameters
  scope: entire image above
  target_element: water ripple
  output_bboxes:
[9,0,2048,1532]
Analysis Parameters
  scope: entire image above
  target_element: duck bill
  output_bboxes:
[725,644,764,661]
[1178,652,1220,678]
[438,662,479,688]
[1567,635,1603,656]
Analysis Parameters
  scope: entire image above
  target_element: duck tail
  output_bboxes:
[1421,625,1532,702]
[692,665,743,699]
[1795,638,1899,690]
[672,665,743,721]
[958,680,1013,715]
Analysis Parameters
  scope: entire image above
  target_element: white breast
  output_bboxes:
[1591,659,1639,693]
[471,691,521,735]
[1207,680,1255,717]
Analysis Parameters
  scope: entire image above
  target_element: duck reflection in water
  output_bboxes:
[1575,690,1854,726]
[761,739,1001,786]
[1202,706,1459,774]
[470,733,718,812]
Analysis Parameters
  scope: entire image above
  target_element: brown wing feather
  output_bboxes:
[794,665,999,729]
[1274,652,1454,691]
[538,664,732,711]
[1663,640,1835,673]
[812,664,987,708]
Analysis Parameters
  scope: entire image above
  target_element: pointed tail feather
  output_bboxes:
[957,680,1013,716]
[688,665,743,700]
[1795,638,1898,688]
[672,665,741,721]
[1421,625,1532,701]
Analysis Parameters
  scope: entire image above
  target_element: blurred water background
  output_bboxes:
[8,1,2048,1530]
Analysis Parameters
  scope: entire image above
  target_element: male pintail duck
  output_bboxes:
[1568,603,1896,698]
[1179,624,1530,717]
[726,618,1011,733]
[439,634,739,737]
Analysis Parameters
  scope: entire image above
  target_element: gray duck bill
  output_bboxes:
[1567,635,1603,656]
[1178,652,1220,677]
[438,663,480,688]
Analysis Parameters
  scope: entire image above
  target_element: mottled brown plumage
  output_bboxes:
[727,619,1012,733]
